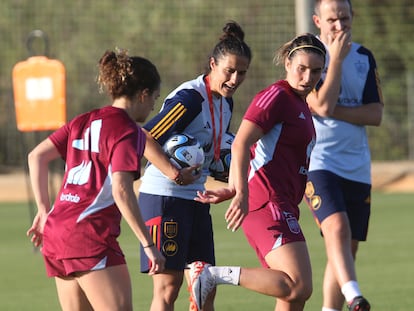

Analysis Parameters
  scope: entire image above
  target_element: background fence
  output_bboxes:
[1,0,413,169]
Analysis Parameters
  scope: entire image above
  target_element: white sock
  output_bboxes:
[322,307,340,311]
[208,266,240,286]
[341,280,362,302]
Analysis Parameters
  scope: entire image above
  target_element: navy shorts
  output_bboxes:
[138,193,215,272]
[304,170,371,241]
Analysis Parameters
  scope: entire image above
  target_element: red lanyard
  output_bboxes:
[204,75,223,161]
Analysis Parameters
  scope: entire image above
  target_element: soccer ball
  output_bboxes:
[163,133,204,169]
[210,132,235,182]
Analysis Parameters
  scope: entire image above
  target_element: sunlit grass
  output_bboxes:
[1,192,413,310]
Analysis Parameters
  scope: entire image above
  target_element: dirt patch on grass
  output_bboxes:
[1,161,413,202]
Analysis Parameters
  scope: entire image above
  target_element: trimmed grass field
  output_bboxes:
[1,192,413,310]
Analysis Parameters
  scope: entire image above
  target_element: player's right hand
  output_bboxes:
[327,30,351,61]
[26,211,48,248]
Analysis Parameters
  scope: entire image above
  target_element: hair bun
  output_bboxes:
[221,21,244,42]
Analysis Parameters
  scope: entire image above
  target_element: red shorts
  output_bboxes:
[43,248,126,277]
[241,201,305,268]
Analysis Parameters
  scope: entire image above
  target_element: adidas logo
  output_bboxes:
[298,112,306,119]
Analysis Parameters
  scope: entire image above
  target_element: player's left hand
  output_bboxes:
[224,193,248,232]
[179,165,202,185]
[195,188,236,204]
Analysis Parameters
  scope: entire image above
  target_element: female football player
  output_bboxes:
[26,49,172,311]
[138,21,252,311]
[193,33,326,311]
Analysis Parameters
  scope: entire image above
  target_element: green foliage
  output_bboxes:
[1,1,413,165]
[352,1,414,161]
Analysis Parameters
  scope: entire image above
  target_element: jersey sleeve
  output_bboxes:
[360,47,383,105]
[111,128,143,179]
[144,89,203,145]
[243,86,286,134]
[49,123,70,160]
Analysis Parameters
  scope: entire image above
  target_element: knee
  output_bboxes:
[162,285,181,304]
[153,281,182,305]
[286,280,312,303]
[322,213,351,239]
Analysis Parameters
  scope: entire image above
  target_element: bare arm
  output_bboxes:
[307,31,351,117]
[224,120,264,231]
[112,171,165,274]
[194,120,262,231]
[26,138,60,247]
[332,102,383,126]
[307,31,383,126]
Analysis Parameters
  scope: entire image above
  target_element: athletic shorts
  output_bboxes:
[241,201,305,268]
[43,248,126,277]
[139,193,215,272]
[304,170,371,241]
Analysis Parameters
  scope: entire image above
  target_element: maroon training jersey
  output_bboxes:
[244,80,315,213]
[43,106,145,259]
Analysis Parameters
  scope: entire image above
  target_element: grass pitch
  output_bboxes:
[1,192,413,310]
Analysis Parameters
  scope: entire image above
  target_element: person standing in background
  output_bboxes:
[304,1,383,311]
[26,49,167,311]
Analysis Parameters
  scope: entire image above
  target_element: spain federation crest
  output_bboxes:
[284,212,301,234]
[164,221,178,238]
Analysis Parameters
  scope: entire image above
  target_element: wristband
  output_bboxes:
[143,243,155,248]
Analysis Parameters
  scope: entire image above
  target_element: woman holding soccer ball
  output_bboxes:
[194,33,326,311]
[138,21,252,311]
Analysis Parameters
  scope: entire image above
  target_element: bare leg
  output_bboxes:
[55,264,133,311]
[55,276,93,311]
[321,212,359,309]
[150,269,184,311]
[237,241,312,311]
[322,261,344,309]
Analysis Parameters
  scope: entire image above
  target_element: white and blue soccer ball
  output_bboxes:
[163,133,204,169]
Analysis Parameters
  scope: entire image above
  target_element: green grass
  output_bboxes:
[1,192,413,310]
